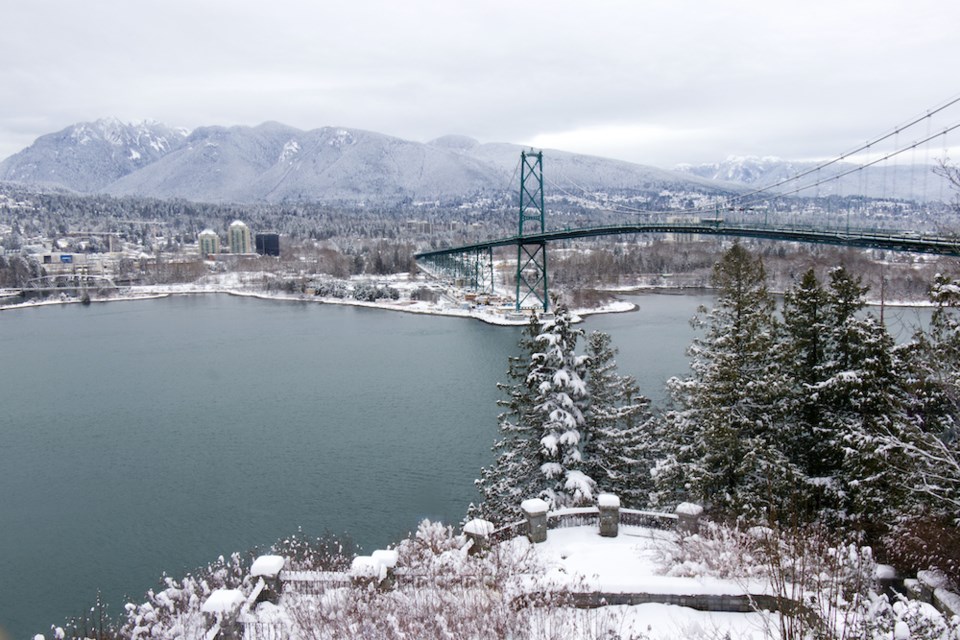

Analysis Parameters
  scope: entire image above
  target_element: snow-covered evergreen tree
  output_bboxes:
[472,314,546,523]
[815,267,907,529]
[531,303,594,508]
[904,273,960,442]
[581,330,657,508]
[781,268,832,479]
[910,275,960,505]
[474,301,595,523]
[656,244,793,517]
[891,274,960,524]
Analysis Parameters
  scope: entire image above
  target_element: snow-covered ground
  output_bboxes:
[521,526,778,639]
[227,524,781,640]
[43,519,956,639]
[530,526,766,596]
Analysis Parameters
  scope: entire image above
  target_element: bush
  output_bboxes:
[313,281,348,298]
[269,530,356,572]
[352,284,399,302]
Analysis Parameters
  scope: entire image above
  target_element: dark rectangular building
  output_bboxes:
[255,233,280,257]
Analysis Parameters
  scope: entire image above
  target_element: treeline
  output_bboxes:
[655,245,960,579]
[477,244,960,584]
[0,183,515,246]
[549,236,951,301]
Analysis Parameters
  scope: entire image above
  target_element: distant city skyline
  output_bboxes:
[2,1,960,169]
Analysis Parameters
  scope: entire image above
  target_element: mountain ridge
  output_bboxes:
[675,155,947,203]
[0,119,734,205]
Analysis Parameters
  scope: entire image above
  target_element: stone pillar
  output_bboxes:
[463,519,495,555]
[597,493,620,538]
[350,556,386,589]
[250,554,285,603]
[521,498,549,543]
[372,549,399,590]
[875,564,899,597]
[200,589,245,640]
[675,502,703,535]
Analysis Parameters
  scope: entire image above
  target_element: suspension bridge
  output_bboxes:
[416,96,960,312]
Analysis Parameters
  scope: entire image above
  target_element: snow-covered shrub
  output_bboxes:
[752,523,960,640]
[409,286,439,303]
[54,591,122,640]
[884,505,960,589]
[655,521,766,580]
[653,520,960,639]
[117,552,250,640]
[351,283,399,302]
[313,280,347,299]
[285,518,582,640]
[270,529,356,572]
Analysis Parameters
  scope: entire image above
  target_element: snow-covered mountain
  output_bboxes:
[0,120,733,204]
[105,123,506,203]
[0,118,188,192]
[676,156,947,202]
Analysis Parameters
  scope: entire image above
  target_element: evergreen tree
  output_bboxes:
[894,274,960,517]
[781,269,831,474]
[472,314,546,523]
[581,330,657,508]
[883,275,960,580]
[656,244,792,517]
[532,303,594,508]
[473,301,594,523]
[816,267,906,529]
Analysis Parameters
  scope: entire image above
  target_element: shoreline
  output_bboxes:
[605,283,936,308]
[0,282,933,321]
[0,286,639,325]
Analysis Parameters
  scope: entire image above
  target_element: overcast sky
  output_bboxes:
[3,0,959,168]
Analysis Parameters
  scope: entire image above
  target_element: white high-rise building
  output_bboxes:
[198,229,220,258]
[229,220,252,254]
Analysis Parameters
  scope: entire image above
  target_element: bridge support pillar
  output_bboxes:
[515,150,548,312]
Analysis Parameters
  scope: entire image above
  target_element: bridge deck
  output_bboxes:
[415,222,960,260]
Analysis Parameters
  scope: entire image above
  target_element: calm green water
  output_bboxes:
[0,292,929,638]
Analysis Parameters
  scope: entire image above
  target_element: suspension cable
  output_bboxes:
[735,92,960,201]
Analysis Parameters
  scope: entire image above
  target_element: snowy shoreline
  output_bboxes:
[1,280,930,321]
[0,285,639,325]
[604,282,936,308]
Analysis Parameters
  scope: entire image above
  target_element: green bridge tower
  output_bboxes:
[515,150,548,312]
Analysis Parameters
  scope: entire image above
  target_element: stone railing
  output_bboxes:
[466,494,699,551]
[902,568,960,618]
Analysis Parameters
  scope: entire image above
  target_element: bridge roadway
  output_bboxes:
[414,221,960,260]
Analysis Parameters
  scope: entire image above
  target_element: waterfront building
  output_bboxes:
[198,229,220,258]
[229,220,252,254]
